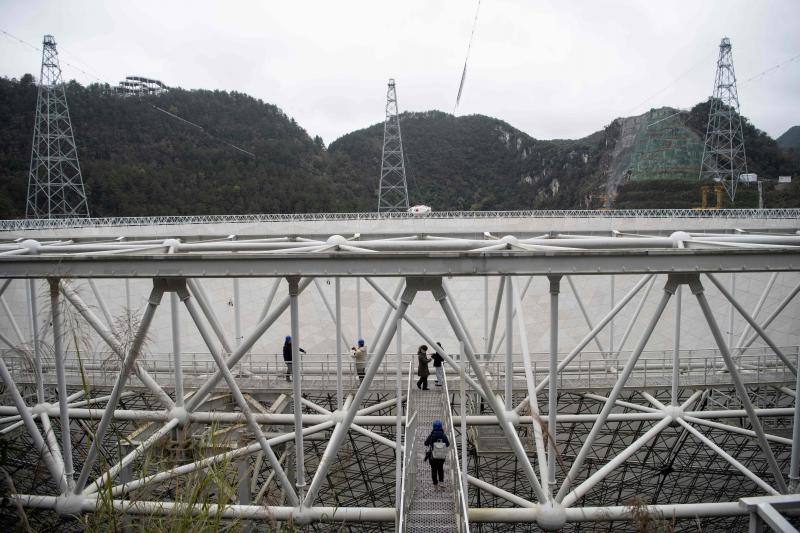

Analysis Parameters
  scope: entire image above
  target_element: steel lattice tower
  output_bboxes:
[26,35,90,219]
[698,37,748,202]
[377,79,409,213]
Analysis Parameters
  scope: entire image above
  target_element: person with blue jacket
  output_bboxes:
[424,419,450,488]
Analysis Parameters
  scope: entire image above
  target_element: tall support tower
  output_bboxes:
[26,34,90,218]
[699,37,747,202]
[377,79,409,213]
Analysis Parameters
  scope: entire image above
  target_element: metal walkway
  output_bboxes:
[405,383,456,532]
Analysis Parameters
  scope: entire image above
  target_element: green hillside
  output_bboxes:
[0,75,340,218]
[614,100,800,208]
[777,125,800,157]
[329,110,610,211]
[0,75,798,217]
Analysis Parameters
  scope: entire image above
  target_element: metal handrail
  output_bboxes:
[442,367,470,532]
[2,208,798,231]
[397,361,417,533]
[4,348,796,392]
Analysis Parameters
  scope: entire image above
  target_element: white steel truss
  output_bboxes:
[0,214,798,531]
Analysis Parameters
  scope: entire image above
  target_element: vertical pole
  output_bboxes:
[790,350,800,491]
[234,278,242,347]
[125,278,132,329]
[395,316,402,505]
[460,343,468,499]
[28,279,44,403]
[548,275,561,490]
[505,275,513,410]
[356,277,362,339]
[671,286,682,406]
[170,291,184,406]
[487,277,506,360]
[609,275,615,356]
[288,276,305,501]
[484,277,489,356]
[49,278,74,491]
[728,273,736,350]
[335,277,343,410]
[237,442,253,533]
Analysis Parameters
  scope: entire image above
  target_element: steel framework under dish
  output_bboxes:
[0,214,799,531]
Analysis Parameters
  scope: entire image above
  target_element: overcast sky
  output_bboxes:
[1,0,799,144]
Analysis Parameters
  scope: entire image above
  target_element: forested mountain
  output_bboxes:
[0,75,341,217]
[330,110,609,211]
[0,74,797,217]
[777,126,800,157]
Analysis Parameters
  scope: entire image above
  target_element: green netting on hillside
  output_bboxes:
[629,108,704,182]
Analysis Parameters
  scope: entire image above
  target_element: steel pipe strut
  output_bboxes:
[59,281,175,410]
[690,276,788,493]
[436,284,549,503]
[186,278,233,354]
[74,283,165,494]
[556,279,674,503]
[303,285,416,507]
[737,281,800,355]
[0,356,66,491]
[179,284,299,506]
[363,276,485,394]
[515,273,655,413]
[510,278,550,494]
[28,279,45,403]
[706,273,796,375]
[108,421,336,498]
[49,278,75,491]
[562,417,672,507]
[676,418,779,496]
[12,495,396,522]
[547,275,561,491]
[185,277,312,412]
[288,276,306,500]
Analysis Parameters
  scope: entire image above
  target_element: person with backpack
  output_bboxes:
[416,345,431,390]
[282,335,306,382]
[432,342,445,386]
[424,419,450,488]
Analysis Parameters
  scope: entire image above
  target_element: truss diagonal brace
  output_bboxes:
[705,273,796,375]
[556,276,675,503]
[689,275,788,493]
[74,281,165,493]
[177,282,299,506]
[185,277,313,412]
[303,283,416,507]
[59,281,174,409]
[435,281,549,503]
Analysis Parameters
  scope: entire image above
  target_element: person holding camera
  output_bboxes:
[351,338,368,382]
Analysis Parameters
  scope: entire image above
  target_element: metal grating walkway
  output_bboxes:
[406,384,456,532]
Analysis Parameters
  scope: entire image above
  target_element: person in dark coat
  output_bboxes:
[416,344,431,390]
[432,342,445,386]
[424,419,450,487]
[282,335,306,382]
